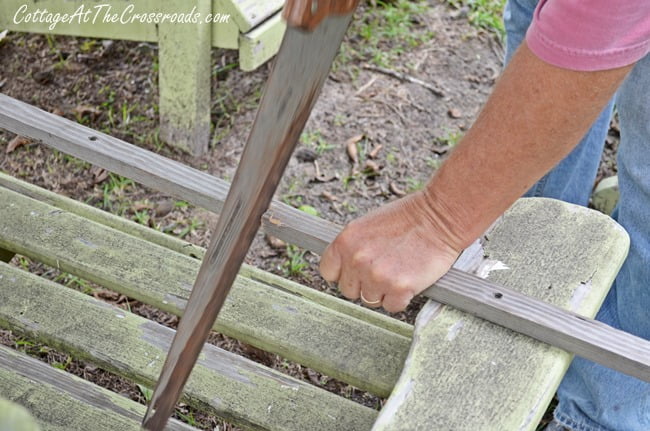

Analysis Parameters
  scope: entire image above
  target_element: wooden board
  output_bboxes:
[373,198,629,431]
[0,93,340,255]
[0,96,646,378]
[0,185,409,397]
[0,261,377,431]
[0,171,412,339]
[0,346,196,431]
[217,0,285,32]
[239,12,286,71]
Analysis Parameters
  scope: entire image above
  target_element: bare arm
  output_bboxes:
[320,42,632,312]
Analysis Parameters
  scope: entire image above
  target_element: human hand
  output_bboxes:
[319,191,462,312]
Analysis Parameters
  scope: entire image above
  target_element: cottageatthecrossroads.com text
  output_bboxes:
[12,4,231,31]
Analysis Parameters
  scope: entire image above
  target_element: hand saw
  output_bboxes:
[141,1,360,429]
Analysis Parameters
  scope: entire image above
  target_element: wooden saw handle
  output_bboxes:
[283,0,359,30]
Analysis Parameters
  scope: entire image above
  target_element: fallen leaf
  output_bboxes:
[369,144,383,159]
[6,136,30,153]
[321,191,339,202]
[51,108,65,116]
[91,167,109,184]
[74,105,101,118]
[390,182,406,197]
[448,108,463,119]
[132,202,153,212]
[313,161,338,183]
[363,160,381,176]
[265,235,286,249]
[346,134,363,164]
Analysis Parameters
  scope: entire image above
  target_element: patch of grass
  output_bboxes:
[283,245,309,278]
[101,173,135,215]
[53,272,94,295]
[447,0,506,37]
[341,0,435,67]
[437,128,464,148]
[300,130,334,155]
[137,384,154,404]
[52,355,73,370]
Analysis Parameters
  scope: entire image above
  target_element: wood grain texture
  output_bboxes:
[374,199,631,431]
[217,0,285,32]
[0,262,377,431]
[0,93,339,255]
[0,94,647,380]
[239,13,287,71]
[0,185,408,397]
[144,14,356,429]
[0,172,412,338]
[158,0,212,156]
[0,346,195,431]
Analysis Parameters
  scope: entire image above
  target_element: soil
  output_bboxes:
[0,1,617,429]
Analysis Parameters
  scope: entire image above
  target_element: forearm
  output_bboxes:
[425,42,633,251]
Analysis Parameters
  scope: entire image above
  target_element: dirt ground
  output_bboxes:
[0,1,618,429]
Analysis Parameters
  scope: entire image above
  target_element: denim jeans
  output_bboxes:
[503,1,650,430]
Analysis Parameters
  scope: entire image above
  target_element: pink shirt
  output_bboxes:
[526,0,650,71]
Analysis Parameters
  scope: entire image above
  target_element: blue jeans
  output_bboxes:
[504,1,650,430]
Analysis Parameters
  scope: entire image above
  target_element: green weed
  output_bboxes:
[447,0,506,37]
[283,245,309,278]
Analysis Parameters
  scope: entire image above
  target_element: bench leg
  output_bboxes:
[158,0,212,156]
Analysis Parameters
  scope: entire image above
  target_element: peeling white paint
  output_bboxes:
[446,320,464,341]
[569,280,592,312]
[475,260,509,279]
[414,301,442,328]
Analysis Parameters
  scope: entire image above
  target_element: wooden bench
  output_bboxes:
[0,95,630,430]
[0,0,287,155]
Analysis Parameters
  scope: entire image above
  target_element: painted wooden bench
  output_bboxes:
[0,96,630,430]
[0,0,287,155]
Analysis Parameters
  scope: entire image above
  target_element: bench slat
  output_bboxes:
[0,172,412,339]
[219,0,285,32]
[0,185,409,397]
[0,93,339,257]
[0,262,377,431]
[0,345,196,431]
[373,199,629,430]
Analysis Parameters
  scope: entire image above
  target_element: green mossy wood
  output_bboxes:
[0,346,196,431]
[373,199,629,431]
[0,261,376,431]
[0,395,41,431]
[0,181,409,397]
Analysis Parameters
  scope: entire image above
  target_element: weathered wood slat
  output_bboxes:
[0,346,196,431]
[0,93,338,256]
[239,12,287,71]
[0,172,412,338]
[0,186,409,397]
[374,199,630,430]
[217,0,285,32]
[0,262,377,431]
[1,95,647,382]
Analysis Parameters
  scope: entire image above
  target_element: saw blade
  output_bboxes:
[142,12,355,431]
